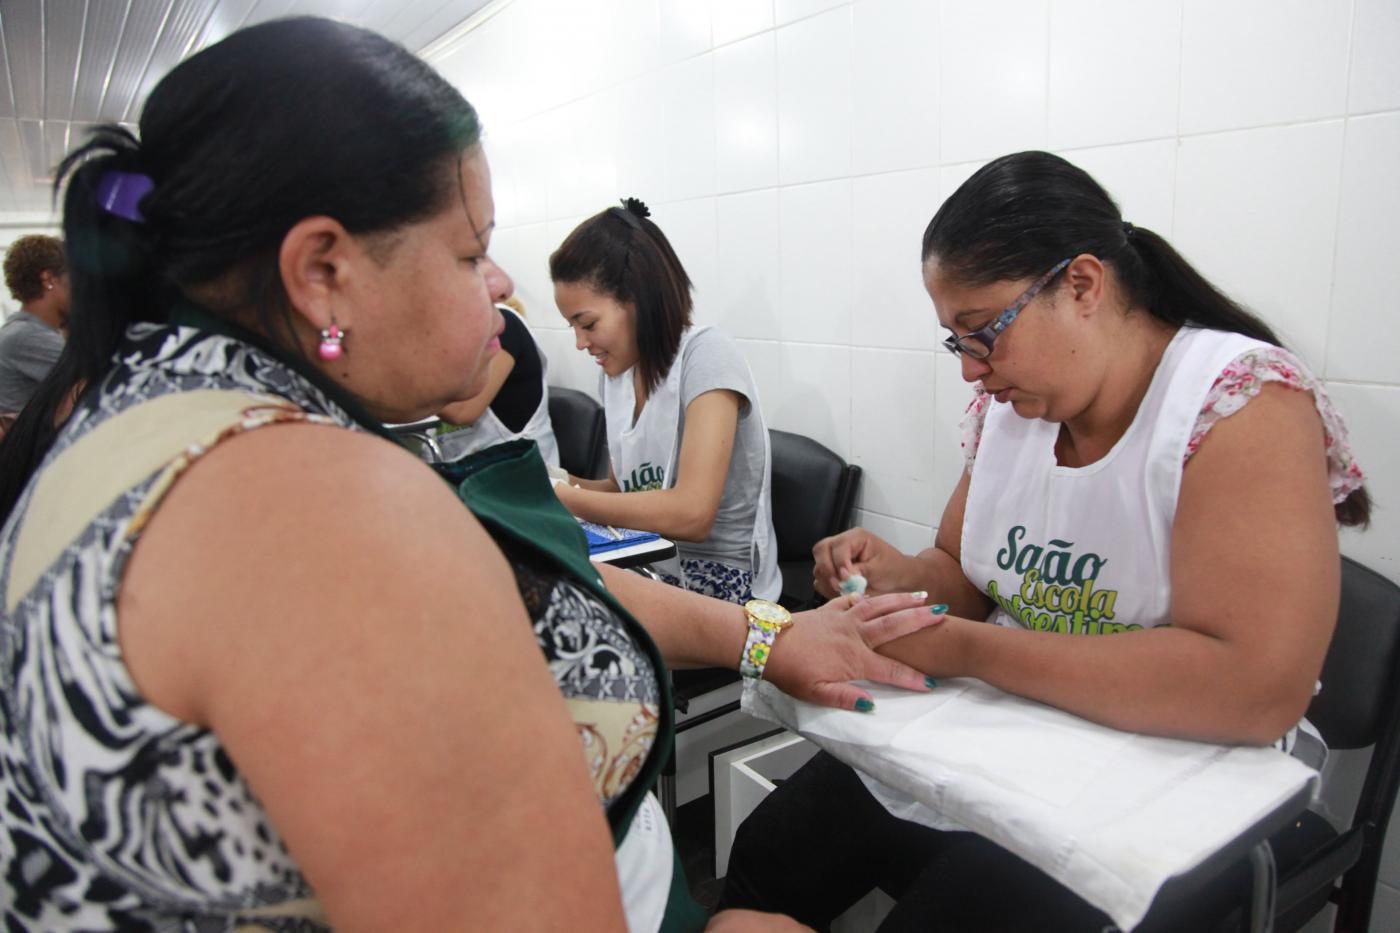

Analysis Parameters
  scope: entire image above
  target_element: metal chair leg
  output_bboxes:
[1245,840,1277,933]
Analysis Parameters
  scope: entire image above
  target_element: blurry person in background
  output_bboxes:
[436,296,560,467]
[0,234,69,413]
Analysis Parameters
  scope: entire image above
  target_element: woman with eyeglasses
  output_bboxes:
[719,150,1371,932]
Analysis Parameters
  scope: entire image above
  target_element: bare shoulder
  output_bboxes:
[117,420,627,928]
[1172,381,1338,657]
[118,420,511,723]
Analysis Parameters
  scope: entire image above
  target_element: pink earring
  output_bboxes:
[318,322,346,361]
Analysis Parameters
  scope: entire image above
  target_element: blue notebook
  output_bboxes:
[579,520,660,554]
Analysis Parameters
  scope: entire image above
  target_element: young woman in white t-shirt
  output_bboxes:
[550,198,780,605]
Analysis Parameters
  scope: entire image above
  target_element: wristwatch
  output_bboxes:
[739,599,794,680]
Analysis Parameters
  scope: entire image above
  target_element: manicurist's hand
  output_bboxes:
[811,528,909,600]
[763,592,947,712]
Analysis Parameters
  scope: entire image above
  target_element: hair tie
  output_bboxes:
[613,196,650,231]
[96,170,155,223]
[1122,220,1136,239]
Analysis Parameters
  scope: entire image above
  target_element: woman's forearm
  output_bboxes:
[568,475,619,493]
[881,617,1312,745]
[599,563,747,669]
[562,484,717,542]
[894,547,993,620]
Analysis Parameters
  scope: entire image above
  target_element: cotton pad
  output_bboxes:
[839,574,868,596]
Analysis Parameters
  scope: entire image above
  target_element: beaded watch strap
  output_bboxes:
[740,622,779,679]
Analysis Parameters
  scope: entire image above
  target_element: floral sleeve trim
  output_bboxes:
[1188,346,1365,505]
[960,384,992,472]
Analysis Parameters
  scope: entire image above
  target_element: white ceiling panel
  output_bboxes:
[0,0,495,212]
[190,0,260,48]
[121,0,219,121]
[0,14,16,119]
[43,115,69,167]
[98,0,177,123]
[0,119,25,188]
[42,0,87,118]
[6,0,44,120]
[71,0,132,121]
[16,118,45,184]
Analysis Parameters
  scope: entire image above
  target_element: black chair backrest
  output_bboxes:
[1306,557,1400,750]
[768,429,861,562]
[547,386,609,480]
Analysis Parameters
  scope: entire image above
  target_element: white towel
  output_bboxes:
[742,678,1318,931]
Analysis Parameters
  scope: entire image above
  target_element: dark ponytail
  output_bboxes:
[549,198,693,395]
[922,150,1369,527]
[0,17,481,526]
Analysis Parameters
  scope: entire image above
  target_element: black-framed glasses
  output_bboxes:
[941,258,1072,360]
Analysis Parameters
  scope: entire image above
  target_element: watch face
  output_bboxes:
[746,599,792,629]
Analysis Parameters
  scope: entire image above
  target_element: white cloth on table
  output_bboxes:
[742,677,1318,932]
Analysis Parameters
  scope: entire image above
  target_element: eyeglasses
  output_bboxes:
[941,258,1072,360]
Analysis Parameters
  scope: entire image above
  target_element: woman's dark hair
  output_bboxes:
[923,150,1369,527]
[0,17,481,525]
[3,234,67,302]
[549,198,693,395]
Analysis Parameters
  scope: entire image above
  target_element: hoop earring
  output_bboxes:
[318,321,347,361]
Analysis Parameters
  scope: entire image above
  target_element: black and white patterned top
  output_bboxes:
[0,324,660,930]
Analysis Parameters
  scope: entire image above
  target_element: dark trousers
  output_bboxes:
[718,752,1331,933]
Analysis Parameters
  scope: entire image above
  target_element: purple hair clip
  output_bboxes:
[96,170,155,223]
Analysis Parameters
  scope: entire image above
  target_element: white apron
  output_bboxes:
[437,306,560,467]
[602,326,780,599]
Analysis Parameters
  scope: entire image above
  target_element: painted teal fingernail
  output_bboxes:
[854,698,875,713]
[925,676,938,689]
[930,603,949,615]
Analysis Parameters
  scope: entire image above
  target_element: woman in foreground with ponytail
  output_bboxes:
[721,150,1370,931]
[0,17,942,931]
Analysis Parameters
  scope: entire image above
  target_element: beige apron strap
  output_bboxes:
[232,896,330,926]
[7,389,316,612]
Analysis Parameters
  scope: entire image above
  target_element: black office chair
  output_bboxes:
[1160,556,1400,932]
[547,385,609,480]
[768,428,862,609]
[1262,556,1400,932]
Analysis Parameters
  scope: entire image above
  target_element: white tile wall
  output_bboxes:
[938,0,1048,164]
[1374,884,1400,933]
[1179,0,1352,135]
[851,167,940,352]
[850,348,938,524]
[651,197,718,316]
[1349,0,1400,115]
[426,4,1400,923]
[779,179,853,346]
[850,0,939,176]
[1328,114,1400,385]
[711,0,774,47]
[1173,121,1344,369]
[659,0,711,64]
[737,339,851,456]
[714,189,783,340]
[777,7,853,185]
[661,55,717,202]
[775,0,847,27]
[714,32,779,194]
[1048,0,1181,151]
